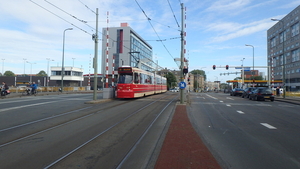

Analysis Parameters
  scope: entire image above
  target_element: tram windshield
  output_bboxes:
[118,74,133,84]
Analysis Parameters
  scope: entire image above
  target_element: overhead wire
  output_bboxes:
[45,0,87,23]
[44,0,96,33]
[30,0,175,70]
[29,0,91,35]
[77,0,96,14]
[74,0,161,69]
[167,0,180,28]
[134,0,179,67]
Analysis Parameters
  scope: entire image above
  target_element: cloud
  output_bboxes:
[205,0,251,13]
[279,1,300,9]
[207,18,275,43]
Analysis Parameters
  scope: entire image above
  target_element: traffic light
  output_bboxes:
[183,68,188,75]
[226,65,229,70]
[213,65,216,70]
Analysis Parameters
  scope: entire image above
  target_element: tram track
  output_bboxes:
[0,99,133,147]
[0,93,178,169]
[47,94,177,169]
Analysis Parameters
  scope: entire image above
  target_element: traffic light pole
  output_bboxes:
[180,3,185,104]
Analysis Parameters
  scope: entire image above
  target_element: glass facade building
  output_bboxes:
[267,5,300,91]
[101,23,154,75]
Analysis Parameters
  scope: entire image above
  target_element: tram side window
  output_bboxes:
[156,77,161,84]
[140,73,143,84]
[145,75,151,84]
[134,73,139,84]
[118,74,133,84]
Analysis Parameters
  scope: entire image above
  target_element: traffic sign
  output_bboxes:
[235,67,251,70]
[179,81,186,89]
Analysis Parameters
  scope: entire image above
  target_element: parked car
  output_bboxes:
[249,87,275,101]
[230,88,244,96]
[241,87,256,98]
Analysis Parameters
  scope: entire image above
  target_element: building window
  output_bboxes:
[291,22,299,37]
[271,37,276,47]
[292,49,300,62]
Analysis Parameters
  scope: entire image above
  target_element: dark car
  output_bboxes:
[249,87,275,101]
[230,88,244,96]
[241,87,256,98]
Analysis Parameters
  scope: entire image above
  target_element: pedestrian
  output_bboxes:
[30,82,38,95]
[276,87,280,96]
[1,81,9,96]
[280,88,283,96]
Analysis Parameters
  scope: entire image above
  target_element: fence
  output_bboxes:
[8,86,87,93]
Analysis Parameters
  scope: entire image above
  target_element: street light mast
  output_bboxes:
[61,28,73,93]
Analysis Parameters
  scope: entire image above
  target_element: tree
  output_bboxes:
[246,76,263,80]
[4,70,15,76]
[36,70,47,77]
[165,72,177,89]
[190,69,207,90]
[189,69,206,81]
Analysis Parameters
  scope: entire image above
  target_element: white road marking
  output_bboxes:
[226,97,234,100]
[260,123,277,129]
[226,104,231,107]
[0,100,60,112]
[220,101,223,103]
[205,94,217,100]
[237,110,245,114]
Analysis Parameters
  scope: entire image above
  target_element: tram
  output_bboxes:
[116,66,167,98]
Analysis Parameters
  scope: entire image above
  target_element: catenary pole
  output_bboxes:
[93,8,99,100]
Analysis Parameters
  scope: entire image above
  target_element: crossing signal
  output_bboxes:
[183,68,188,74]
[213,65,216,70]
[226,65,229,70]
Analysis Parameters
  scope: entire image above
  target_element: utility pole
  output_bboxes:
[93,8,99,100]
[180,3,185,104]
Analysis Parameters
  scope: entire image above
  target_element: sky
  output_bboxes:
[1,0,300,83]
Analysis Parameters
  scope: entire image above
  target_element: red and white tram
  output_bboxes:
[116,66,167,98]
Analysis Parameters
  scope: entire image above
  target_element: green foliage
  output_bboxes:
[246,76,263,80]
[165,72,177,89]
[236,76,263,80]
[36,70,47,77]
[4,70,15,76]
[189,69,206,81]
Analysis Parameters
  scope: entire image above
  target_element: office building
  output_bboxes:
[267,5,300,91]
[101,23,154,77]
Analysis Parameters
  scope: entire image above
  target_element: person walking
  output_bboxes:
[1,81,9,96]
[30,82,38,95]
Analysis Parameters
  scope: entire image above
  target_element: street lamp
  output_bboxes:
[27,61,36,82]
[72,58,75,67]
[215,76,219,91]
[271,18,285,98]
[61,28,73,92]
[245,44,254,86]
[23,58,27,76]
[46,58,54,88]
[241,58,245,88]
[2,59,4,75]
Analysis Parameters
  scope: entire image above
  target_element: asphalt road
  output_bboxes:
[0,93,177,169]
[188,92,300,169]
[2,91,300,169]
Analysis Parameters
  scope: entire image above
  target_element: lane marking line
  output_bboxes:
[260,123,277,129]
[226,104,231,107]
[237,110,245,114]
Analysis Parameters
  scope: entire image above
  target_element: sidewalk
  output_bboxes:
[0,90,96,99]
[154,104,221,169]
[275,95,300,105]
